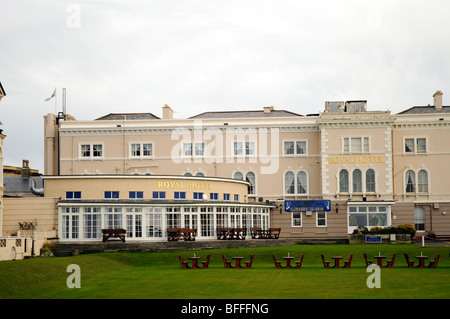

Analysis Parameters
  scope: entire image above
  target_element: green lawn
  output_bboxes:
[0,244,449,299]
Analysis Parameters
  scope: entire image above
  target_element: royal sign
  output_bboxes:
[284,200,331,212]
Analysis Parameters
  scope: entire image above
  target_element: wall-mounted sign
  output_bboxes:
[328,156,385,164]
[157,181,212,190]
[285,200,331,212]
[365,235,382,244]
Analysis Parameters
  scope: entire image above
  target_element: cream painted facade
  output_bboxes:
[44,175,271,241]
[40,92,450,240]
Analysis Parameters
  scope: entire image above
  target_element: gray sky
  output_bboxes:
[1,0,450,172]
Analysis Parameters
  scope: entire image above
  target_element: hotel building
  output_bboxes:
[37,91,450,242]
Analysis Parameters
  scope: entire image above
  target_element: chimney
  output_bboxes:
[264,106,274,114]
[162,104,173,119]
[21,159,31,178]
[433,90,443,111]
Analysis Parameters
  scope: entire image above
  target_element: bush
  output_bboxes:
[40,242,56,257]
[396,223,416,236]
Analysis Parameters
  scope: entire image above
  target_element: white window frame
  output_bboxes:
[291,211,302,227]
[342,137,370,154]
[79,143,104,160]
[283,170,309,195]
[283,140,308,157]
[404,137,427,155]
[316,211,327,227]
[404,169,429,194]
[129,142,154,159]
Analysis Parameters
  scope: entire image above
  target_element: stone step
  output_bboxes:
[53,238,349,257]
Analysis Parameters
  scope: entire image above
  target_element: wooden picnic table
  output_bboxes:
[415,255,428,268]
[283,256,295,269]
[189,256,201,269]
[332,256,343,268]
[101,228,126,242]
[232,257,244,268]
[374,255,386,267]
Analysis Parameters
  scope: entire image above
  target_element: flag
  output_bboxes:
[45,88,56,101]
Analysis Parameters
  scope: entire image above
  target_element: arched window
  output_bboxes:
[195,172,205,177]
[418,170,428,193]
[339,169,349,193]
[405,170,415,193]
[246,172,256,195]
[233,171,243,180]
[366,169,375,193]
[352,169,362,193]
[284,171,295,194]
[184,172,193,177]
[297,171,307,194]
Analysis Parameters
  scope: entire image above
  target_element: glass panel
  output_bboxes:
[368,213,387,226]
[349,213,367,226]
[285,171,295,194]
[284,141,294,155]
[416,138,426,153]
[405,139,414,152]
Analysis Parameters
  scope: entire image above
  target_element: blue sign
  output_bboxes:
[365,235,382,244]
[284,200,331,212]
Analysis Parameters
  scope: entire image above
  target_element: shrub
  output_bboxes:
[40,242,56,257]
[396,223,416,236]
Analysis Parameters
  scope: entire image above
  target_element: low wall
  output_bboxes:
[0,230,57,261]
[0,237,33,261]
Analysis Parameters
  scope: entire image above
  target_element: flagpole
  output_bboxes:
[55,88,57,114]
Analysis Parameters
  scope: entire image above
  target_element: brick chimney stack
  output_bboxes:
[433,90,443,111]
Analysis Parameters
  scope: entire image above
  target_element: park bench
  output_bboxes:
[250,227,281,239]
[404,253,415,268]
[321,254,331,268]
[180,228,197,241]
[101,228,126,242]
[386,253,396,268]
[167,228,197,241]
[343,254,353,268]
[428,254,440,268]
[363,253,373,266]
[216,227,247,240]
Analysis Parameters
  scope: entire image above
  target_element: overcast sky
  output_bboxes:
[1,0,450,172]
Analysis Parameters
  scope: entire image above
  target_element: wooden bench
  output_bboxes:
[428,254,440,268]
[321,254,331,268]
[216,228,247,240]
[267,228,281,239]
[167,228,197,241]
[363,253,373,266]
[404,253,415,268]
[180,228,197,241]
[101,228,126,242]
[250,227,263,239]
[386,253,396,268]
[344,254,353,268]
[251,227,280,239]
[167,228,181,241]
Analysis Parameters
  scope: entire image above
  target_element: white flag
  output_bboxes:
[45,88,56,101]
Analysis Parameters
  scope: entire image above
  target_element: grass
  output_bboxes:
[0,244,449,299]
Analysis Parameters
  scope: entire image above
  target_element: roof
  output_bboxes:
[3,176,43,195]
[397,106,450,115]
[95,113,160,121]
[189,109,303,119]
